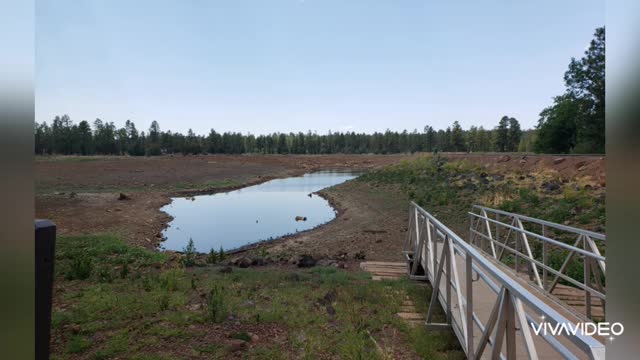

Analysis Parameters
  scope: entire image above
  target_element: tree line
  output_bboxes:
[34,26,604,156]
[35,116,527,156]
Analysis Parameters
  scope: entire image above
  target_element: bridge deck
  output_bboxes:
[428,239,605,359]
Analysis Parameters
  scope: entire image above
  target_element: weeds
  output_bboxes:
[206,285,227,323]
[182,238,197,267]
[65,252,93,280]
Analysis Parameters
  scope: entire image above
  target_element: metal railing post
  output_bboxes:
[465,254,474,358]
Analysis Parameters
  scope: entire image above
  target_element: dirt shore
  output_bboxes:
[35,154,414,249]
[36,153,605,258]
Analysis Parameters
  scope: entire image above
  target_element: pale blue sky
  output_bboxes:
[36,0,603,135]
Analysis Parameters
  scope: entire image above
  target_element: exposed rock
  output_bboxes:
[219,266,233,273]
[541,181,561,194]
[234,257,252,268]
[118,193,131,200]
[228,339,248,352]
[497,155,511,163]
[297,254,316,268]
[317,258,337,267]
[553,157,566,165]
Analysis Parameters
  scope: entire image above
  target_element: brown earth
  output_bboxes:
[36,153,606,258]
[35,154,414,249]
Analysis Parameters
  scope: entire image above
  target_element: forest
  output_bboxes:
[34,27,604,156]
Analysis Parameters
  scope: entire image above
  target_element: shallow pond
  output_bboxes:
[160,171,359,253]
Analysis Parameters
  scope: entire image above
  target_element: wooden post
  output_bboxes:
[35,220,56,360]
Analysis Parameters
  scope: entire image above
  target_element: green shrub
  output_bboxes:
[182,238,197,267]
[120,262,129,279]
[218,246,226,262]
[206,248,218,264]
[65,253,93,280]
[206,285,227,323]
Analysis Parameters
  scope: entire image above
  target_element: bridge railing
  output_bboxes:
[403,201,605,360]
[468,205,606,321]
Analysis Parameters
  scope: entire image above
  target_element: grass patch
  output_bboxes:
[52,234,464,359]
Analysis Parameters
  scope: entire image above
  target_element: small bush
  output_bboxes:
[119,262,129,279]
[218,246,226,262]
[182,238,197,267]
[159,293,170,311]
[206,285,227,323]
[206,248,218,264]
[65,253,93,280]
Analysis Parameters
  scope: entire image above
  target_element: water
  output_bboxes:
[160,171,359,253]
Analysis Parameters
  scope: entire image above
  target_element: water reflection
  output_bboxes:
[160,171,359,252]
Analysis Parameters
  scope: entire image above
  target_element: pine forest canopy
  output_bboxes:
[34,27,604,156]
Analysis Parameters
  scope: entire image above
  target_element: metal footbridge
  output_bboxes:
[403,202,606,360]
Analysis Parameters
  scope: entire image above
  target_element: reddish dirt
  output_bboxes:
[35,154,414,248]
[36,153,605,256]
[442,153,606,186]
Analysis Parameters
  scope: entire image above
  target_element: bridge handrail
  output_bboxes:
[468,205,606,320]
[405,201,605,360]
[472,205,606,241]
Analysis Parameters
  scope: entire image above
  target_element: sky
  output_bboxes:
[36,0,604,135]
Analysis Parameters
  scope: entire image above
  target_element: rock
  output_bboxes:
[541,181,561,194]
[186,303,201,311]
[219,266,233,273]
[497,155,511,163]
[228,339,248,352]
[70,324,81,334]
[118,193,131,200]
[553,157,565,165]
[353,251,366,260]
[250,334,259,342]
[335,251,348,260]
[297,255,316,268]
[317,258,337,267]
[234,257,252,268]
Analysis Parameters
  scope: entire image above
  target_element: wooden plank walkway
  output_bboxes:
[360,262,426,326]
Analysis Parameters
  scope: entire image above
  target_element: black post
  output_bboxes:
[35,220,56,360]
